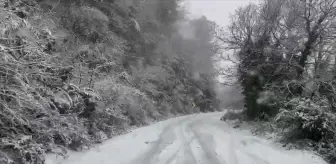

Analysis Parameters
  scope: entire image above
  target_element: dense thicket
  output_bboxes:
[220,0,336,162]
[0,0,219,163]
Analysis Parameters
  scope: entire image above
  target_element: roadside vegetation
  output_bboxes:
[219,0,336,163]
[0,0,220,163]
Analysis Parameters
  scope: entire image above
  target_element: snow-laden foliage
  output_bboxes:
[220,0,336,162]
[0,0,220,163]
[220,109,244,121]
[275,97,336,142]
[273,97,336,162]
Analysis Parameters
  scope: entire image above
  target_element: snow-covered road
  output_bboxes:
[47,112,326,164]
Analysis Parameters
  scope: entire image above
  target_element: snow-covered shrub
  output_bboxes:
[0,2,120,162]
[274,96,336,163]
[0,0,220,163]
[90,107,129,138]
[61,6,111,43]
[221,109,244,121]
[275,97,336,142]
[95,76,160,126]
[0,136,45,164]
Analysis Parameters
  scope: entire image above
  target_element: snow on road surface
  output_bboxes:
[46,112,327,164]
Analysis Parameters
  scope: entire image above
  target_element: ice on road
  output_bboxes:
[46,112,326,164]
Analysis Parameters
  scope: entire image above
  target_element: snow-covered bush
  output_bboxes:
[221,109,244,121]
[95,76,160,126]
[275,97,336,142]
[0,0,220,163]
[0,2,131,163]
[62,6,111,43]
[272,96,336,162]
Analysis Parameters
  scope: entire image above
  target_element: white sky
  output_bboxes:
[184,0,258,27]
[183,0,259,85]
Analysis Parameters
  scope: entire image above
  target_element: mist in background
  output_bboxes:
[183,0,259,109]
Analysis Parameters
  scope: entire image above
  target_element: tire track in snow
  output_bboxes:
[46,112,328,164]
[189,120,226,164]
[177,119,198,164]
[131,116,192,164]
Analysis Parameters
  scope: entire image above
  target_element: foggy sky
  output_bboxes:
[185,0,258,27]
[185,0,259,84]
[184,0,259,108]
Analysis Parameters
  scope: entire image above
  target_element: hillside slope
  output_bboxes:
[0,0,219,163]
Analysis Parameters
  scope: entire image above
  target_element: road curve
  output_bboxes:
[46,112,326,164]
